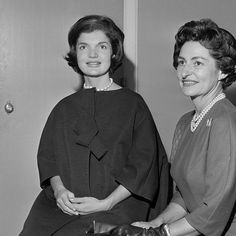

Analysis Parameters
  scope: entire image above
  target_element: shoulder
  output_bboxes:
[212,99,236,126]
[48,90,84,118]
[211,99,236,132]
[119,88,146,102]
[115,88,152,112]
[55,89,93,108]
[57,90,83,107]
[118,88,157,125]
[207,99,236,162]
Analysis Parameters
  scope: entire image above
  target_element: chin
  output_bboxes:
[181,87,196,97]
[84,69,109,78]
[84,72,105,77]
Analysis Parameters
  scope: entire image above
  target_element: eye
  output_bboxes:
[193,61,203,66]
[78,44,87,50]
[177,59,185,66]
[100,44,108,50]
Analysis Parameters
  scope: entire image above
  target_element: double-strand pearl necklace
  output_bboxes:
[83,78,113,91]
[190,93,225,132]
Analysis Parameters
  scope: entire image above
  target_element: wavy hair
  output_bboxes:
[173,18,236,89]
[64,15,124,75]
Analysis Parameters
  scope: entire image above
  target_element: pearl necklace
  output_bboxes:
[83,78,113,91]
[190,93,225,132]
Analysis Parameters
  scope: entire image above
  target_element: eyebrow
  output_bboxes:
[77,41,110,45]
[178,56,208,61]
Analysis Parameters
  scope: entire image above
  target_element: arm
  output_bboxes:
[133,202,187,229]
[168,217,200,236]
[160,115,236,236]
[104,184,131,210]
[182,116,236,235]
[114,99,166,203]
[50,175,64,192]
[133,202,200,235]
[37,107,60,188]
[150,202,187,226]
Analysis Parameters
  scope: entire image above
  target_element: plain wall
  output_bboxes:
[137,0,236,156]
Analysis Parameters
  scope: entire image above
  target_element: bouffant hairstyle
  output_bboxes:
[64,15,124,75]
[173,18,236,89]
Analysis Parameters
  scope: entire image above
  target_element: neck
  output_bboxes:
[84,75,109,89]
[84,76,113,91]
[192,88,223,115]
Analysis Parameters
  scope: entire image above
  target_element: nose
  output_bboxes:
[181,64,193,78]
[88,48,98,58]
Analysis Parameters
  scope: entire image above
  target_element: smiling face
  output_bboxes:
[177,41,224,100]
[76,30,112,79]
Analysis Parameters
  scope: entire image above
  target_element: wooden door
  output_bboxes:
[0,1,123,235]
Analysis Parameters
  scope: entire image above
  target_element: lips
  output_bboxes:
[182,80,198,86]
[86,61,101,67]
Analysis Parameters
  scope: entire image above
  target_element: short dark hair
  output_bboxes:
[64,15,124,75]
[173,18,236,89]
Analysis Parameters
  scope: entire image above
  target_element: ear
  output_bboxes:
[218,70,227,81]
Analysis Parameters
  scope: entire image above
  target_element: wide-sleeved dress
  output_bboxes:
[170,98,236,236]
[19,88,171,236]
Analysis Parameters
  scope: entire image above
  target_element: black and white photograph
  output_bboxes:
[0,0,235,235]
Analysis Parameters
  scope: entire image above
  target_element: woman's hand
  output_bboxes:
[50,175,78,216]
[71,185,131,215]
[131,221,160,229]
[54,186,79,216]
[70,197,109,215]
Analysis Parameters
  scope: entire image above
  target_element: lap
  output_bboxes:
[19,188,149,236]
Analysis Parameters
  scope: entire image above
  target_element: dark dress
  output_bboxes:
[170,98,236,236]
[19,88,171,236]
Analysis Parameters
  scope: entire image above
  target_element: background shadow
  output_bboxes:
[122,54,136,90]
[225,83,236,106]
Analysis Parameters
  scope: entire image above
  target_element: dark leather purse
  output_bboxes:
[86,221,169,236]
[86,220,116,235]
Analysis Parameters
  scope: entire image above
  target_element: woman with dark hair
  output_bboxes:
[108,18,236,236]
[19,15,170,236]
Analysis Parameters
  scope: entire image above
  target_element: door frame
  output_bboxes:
[123,0,138,91]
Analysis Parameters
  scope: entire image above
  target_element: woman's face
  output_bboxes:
[76,30,112,78]
[176,41,222,99]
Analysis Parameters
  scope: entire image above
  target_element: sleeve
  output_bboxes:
[37,106,60,188]
[114,100,167,203]
[171,186,187,211]
[148,149,173,219]
[185,116,236,235]
[169,115,192,210]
